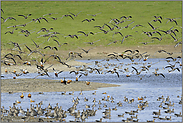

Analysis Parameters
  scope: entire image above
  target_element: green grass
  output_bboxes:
[1,1,182,54]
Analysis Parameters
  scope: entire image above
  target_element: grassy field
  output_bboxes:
[1,1,182,60]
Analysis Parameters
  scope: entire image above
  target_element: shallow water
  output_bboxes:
[1,58,182,122]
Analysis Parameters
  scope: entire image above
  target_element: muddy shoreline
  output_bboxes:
[1,79,120,93]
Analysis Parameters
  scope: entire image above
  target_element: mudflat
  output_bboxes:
[1,79,120,93]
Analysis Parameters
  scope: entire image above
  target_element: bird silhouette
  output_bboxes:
[82,18,95,22]
[79,47,96,54]
[2,16,16,23]
[77,31,94,36]
[61,14,74,20]
[69,11,82,17]
[121,35,133,44]
[18,14,32,19]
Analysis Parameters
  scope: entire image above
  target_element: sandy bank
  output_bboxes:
[1,79,120,93]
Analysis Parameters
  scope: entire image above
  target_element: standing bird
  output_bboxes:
[28,93,31,98]
[18,14,32,19]
[61,77,67,85]
[20,93,24,98]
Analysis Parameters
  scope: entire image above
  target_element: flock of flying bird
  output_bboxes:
[1,8,182,80]
[1,8,182,122]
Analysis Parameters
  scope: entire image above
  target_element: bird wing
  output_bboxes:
[121,37,125,44]
[18,15,26,18]
[31,39,38,48]
[91,18,95,21]
[42,17,49,23]
[158,19,162,23]
[55,55,62,63]
[69,71,77,74]
[53,47,58,51]
[78,31,86,35]
[44,46,51,49]
[170,34,177,41]
[74,35,78,39]
[69,12,75,16]
[58,70,64,74]
[124,49,132,53]
[132,66,138,73]
[148,22,154,29]
[53,39,61,46]
[8,57,17,64]
[94,68,100,74]
[1,16,5,21]
[159,73,165,78]
[68,15,74,20]
[15,54,22,60]
[173,20,178,25]
[4,53,13,58]
[151,37,159,40]
[25,45,32,52]
[82,19,88,22]
[115,72,119,78]
[104,24,112,30]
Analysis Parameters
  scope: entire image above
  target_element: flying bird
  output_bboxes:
[166,18,179,25]
[82,18,95,22]
[18,14,32,19]
[121,35,133,44]
[69,11,82,17]
[65,34,79,39]
[77,31,94,36]
[53,68,63,77]
[131,24,144,30]
[87,12,101,16]
[79,47,96,54]
[5,28,18,34]
[61,14,74,20]
[44,46,58,51]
